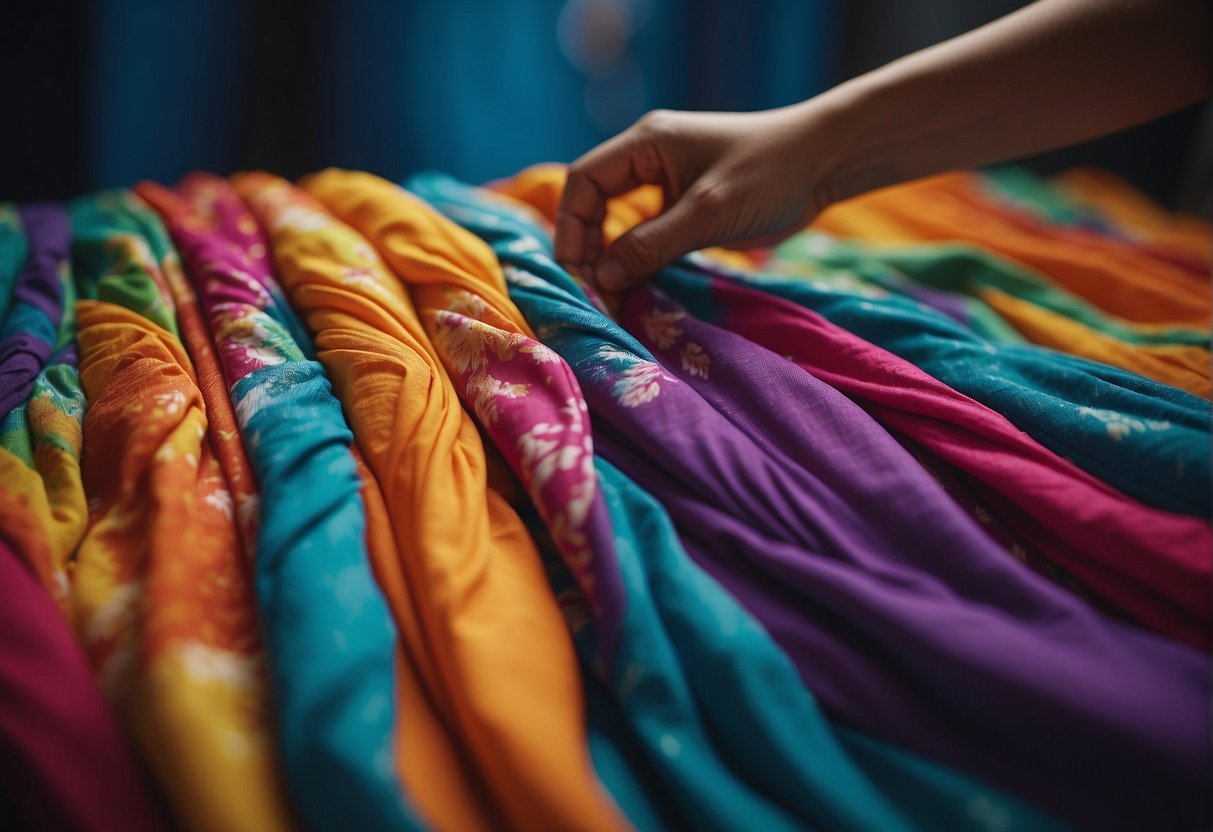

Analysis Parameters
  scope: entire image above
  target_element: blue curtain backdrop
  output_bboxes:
[3,0,1202,202]
[82,0,840,189]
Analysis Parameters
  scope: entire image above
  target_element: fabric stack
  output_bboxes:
[0,165,1207,832]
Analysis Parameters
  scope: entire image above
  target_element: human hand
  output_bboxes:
[554,103,845,291]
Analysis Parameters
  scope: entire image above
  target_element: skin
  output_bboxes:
[554,0,1211,291]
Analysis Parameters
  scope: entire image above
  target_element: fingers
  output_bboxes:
[555,118,668,275]
[592,188,716,291]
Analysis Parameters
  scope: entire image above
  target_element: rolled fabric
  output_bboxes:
[68,191,293,832]
[236,171,626,832]
[137,174,423,832]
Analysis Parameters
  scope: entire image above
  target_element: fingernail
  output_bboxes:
[596,259,626,291]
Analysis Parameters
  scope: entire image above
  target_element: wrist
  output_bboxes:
[787,82,898,215]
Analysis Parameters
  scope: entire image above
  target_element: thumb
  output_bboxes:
[592,187,718,290]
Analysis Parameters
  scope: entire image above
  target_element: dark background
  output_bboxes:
[1,0,1208,207]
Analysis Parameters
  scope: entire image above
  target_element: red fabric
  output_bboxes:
[0,538,168,831]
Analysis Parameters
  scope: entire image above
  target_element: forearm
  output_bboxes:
[803,0,1210,204]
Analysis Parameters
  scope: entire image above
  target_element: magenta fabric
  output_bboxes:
[0,537,169,832]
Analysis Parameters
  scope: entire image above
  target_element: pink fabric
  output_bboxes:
[711,276,1211,648]
[0,538,169,831]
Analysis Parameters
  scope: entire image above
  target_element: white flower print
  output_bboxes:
[644,309,686,349]
[1077,407,1171,442]
[680,342,710,378]
[178,641,258,690]
[614,363,667,407]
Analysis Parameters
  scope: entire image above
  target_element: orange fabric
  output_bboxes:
[353,447,495,832]
[491,164,764,269]
[812,172,1211,327]
[131,190,260,560]
[980,287,1211,399]
[235,171,625,832]
[1054,167,1213,268]
[71,295,292,832]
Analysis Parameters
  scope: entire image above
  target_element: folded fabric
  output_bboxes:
[0,205,70,418]
[777,233,1210,350]
[137,173,422,832]
[1050,167,1213,270]
[68,191,293,832]
[237,170,626,832]
[0,203,27,322]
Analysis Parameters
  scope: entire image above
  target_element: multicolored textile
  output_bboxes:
[236,170,625,832]
[0,204,86,609]
[68,191,293,832]
[319,168,1033,832]
[0,160,1208,832]
[812,172,1211,327]
[652,264,1211,646]
[136,174,421,832]
[410,171,1206,832]
[729,262,1210,517]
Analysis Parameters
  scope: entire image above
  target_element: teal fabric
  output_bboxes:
[230,359,421,832]
[685,250,1211,516]
[409,171,1072,832]
[0,204,26,323]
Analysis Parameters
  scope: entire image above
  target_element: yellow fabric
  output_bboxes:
[235,171,625,832]
[0,392,85,609]
[980,286,1211,399]
[1054,167,1213,268]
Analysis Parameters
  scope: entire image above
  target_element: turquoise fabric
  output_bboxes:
[0,205,26,323]
[230,359,421,832]
[409,171,1072,832]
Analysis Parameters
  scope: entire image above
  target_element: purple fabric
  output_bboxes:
[0,205,68,417]
[581,284,1208,830]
